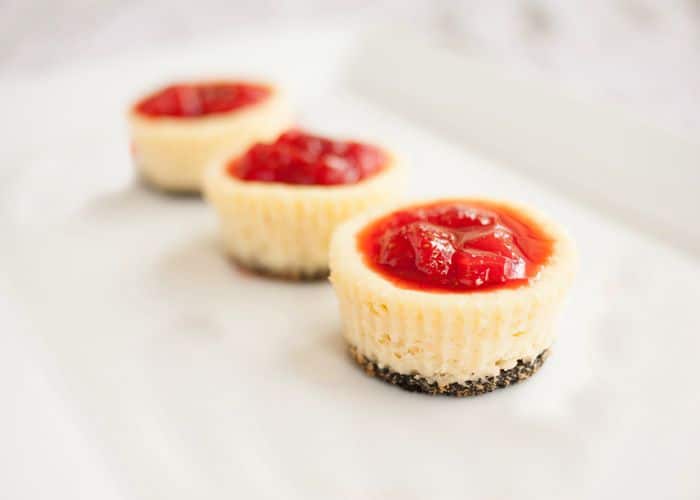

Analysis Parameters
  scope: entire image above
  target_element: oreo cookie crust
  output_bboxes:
[232,257,329,282]
[349,345,549,397]
[138,174,202,197]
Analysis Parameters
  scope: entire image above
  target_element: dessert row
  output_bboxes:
[128,80,577,396]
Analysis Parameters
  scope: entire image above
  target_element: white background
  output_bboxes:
[3,0,699,134]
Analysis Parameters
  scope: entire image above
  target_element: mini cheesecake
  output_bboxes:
[129,81,292,193]
[329,199,576,396]
[204,130,406,279]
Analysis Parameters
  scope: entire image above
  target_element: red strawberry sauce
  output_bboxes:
[358,200,553,292]
[228,130,387,186]
[134,82,270,118]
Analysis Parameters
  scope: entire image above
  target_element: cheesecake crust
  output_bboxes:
[232,256,329,281]
[349,345,549,397]
[137,172,202,197]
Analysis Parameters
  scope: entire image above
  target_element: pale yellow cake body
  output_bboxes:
[204,155,406,277]
[329,200,577,385]
[128,86,292,193]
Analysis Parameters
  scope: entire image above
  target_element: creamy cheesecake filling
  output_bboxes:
[329,200,577,384]
[129,83,292,192]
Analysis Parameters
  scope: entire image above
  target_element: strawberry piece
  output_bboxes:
[378,222,456,278]
[404,222,456,277]
[430,205,493,228]
[451,250,526,288]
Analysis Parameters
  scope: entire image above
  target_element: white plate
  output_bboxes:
[3,26,699,500]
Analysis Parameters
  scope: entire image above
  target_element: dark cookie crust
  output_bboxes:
[232,257,329,282]
[349,345,549,397]
[137,174,202,197]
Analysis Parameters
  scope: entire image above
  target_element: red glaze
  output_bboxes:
[358,200,554,292]
[134,82,270,118]
[228,130,387,186]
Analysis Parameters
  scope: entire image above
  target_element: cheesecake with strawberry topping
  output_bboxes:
[329,199,576,396]
[204,130,406,279]
[129,81,292,193]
